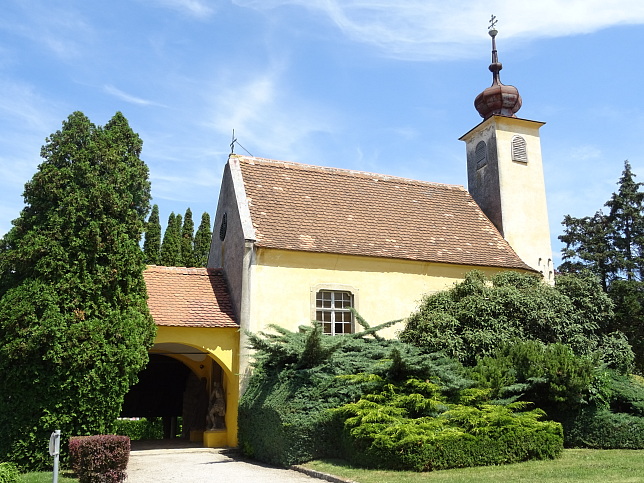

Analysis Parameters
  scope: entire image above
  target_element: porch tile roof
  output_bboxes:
[143,266,238,328]
[234,155,533,271]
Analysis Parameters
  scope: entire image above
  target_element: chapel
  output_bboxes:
[125,25,553,448]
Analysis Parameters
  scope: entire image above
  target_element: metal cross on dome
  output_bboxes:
[489,14,498,30]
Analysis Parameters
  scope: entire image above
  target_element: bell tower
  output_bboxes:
[459,20,553,282]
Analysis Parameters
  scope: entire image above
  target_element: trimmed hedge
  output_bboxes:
[0,463,19,483]
[69,435,130,483]
[562,409,644,449]
[111,418,164,440]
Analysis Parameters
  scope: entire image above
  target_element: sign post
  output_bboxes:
[49,430,61,483]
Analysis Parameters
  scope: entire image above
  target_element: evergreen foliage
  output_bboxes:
[0,462,19,483]
[562,409,644,449]
[468,341,600,414]
[159,212,181,266]
[559,161,644,372]
[239,320,564,470]
[180,208,196,267]
[609,280,644,373]
[399,271,626,370]
[337,379,562,471]
[143,204,161,265]
[0,112,156,470]
[239,322,470,467]
[193,212,212,267]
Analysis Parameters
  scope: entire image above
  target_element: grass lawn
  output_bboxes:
[303,449,644,483]
[18,471,77,483]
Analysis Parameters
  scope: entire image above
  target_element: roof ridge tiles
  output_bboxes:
[230,154,465,191]
[145,265,225,276]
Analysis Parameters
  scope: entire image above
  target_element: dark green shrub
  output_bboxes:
[468,341,599,414]
[0,462,19,483]
[238,322,470,467]
[562,409,644,449]
[607,373,644,416]
[0,112,155,470]
[69,435,130,483]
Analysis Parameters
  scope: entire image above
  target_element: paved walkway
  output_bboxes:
[126,441,325,483]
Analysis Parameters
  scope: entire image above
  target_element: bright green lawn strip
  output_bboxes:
[19,471,77,483]
[303,449,644,483]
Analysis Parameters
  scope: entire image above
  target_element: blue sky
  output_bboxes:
[2,1,644,267]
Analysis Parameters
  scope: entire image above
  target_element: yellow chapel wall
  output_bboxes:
[246,248,526,338]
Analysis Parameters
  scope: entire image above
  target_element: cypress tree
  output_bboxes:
[143,204,161,265]
[0,112,156,469]
[159,212,181,266]
[194,212,212,267]
[181,208,196,267]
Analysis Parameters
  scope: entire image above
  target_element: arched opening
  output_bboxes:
[121,342,230,444]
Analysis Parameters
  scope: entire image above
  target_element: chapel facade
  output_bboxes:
[132,25,553,449]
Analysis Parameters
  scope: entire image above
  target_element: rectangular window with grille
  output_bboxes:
[315,290,354,335]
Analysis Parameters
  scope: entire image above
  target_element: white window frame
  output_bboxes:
[310,284,358,335]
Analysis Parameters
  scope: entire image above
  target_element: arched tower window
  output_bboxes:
[475,141,487,169]
[511,135,528,163]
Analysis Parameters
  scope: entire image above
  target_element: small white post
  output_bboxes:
[49,430,61,483]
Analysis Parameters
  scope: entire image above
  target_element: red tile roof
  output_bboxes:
[144,266,238,328]
[234,155,533,271]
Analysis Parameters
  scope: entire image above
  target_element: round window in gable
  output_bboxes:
[219,213,228,241]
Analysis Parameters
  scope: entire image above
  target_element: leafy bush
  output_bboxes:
[562,409,644,449]
[337,377,563,471]
[0,462,19,483]
[111,418,163,440]
[69,435,130,483]
[401,271,630,371]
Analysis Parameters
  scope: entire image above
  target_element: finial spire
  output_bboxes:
[473,16,522,119]
[488,15,502,85]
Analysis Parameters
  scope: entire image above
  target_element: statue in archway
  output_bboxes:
[206,382,226,430]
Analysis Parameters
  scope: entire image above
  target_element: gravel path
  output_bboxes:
[126,444,324,483]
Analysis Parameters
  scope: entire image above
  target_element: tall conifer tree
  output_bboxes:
[159,212,181,266]
[181,208,196,267]
[0,112,156,469]
[143,204,162,265]
[559,160,644,371]
[605,161,644,281]
[194,212,212,267]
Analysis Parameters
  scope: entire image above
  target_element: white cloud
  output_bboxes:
[104,85,161,106]
[234,0,644,60]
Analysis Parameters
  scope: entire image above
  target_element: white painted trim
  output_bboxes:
[228,155,256,241]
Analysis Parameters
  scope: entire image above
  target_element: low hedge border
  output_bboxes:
[0,462,19,483]
[69,435,130,483]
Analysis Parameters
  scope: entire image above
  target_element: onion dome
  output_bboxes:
[474,27,522,119]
